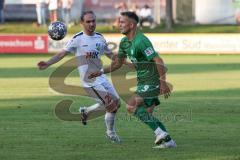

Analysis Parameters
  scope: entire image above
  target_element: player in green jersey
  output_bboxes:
[89,11,176,148]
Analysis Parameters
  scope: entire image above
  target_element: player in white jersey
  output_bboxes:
[37,11,121,143]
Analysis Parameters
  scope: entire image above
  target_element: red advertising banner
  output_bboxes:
[0,35,48,54]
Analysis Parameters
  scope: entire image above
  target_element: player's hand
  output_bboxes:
[37,61,49,70]
[88,71,103,79]
[160,80,171,99]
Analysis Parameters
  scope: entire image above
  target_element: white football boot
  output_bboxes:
[106,132,122,144]
[152,139,177,149]
[154,132,169,145]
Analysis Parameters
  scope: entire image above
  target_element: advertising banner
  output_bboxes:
[1,34,240,54]
[147,33,240,54]
[49,33,240,54]
[0,35,48,54]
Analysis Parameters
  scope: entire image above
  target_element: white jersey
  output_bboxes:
[63,32,112,88]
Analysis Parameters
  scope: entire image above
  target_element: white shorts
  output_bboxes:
[84,80,120,106]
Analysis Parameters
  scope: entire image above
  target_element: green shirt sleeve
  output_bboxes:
[118,39,128,59]
[139,36,158,61]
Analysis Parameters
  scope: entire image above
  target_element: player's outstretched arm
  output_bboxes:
[104,56,125,73]
[89,57,125,79]
[37,50,68,70]
[105,52,116,60]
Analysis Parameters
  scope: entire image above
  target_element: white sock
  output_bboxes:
[85,103,104,114]
[105,112,116,135]
[154,127,167,136]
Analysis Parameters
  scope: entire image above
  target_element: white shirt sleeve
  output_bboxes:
[63,37,78,54]
[102,37,113,56]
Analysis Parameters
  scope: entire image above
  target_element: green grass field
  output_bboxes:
[0,54,240,160]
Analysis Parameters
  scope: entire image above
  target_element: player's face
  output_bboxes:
[119,16,132,35]
[81,13,96,33]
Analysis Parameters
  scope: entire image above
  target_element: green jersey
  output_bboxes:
[118,31,160,86]
[118,32,160,107]
[118,31,160,99]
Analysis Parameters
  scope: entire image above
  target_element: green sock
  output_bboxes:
[134,105,167,132]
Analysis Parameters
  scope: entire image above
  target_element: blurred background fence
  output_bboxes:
[3,0,240,24]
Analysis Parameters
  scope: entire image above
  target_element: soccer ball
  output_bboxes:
[48,21,67,40]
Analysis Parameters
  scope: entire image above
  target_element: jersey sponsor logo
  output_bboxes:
[82,44,88,47]
[85,51,99,59]
[96,43,102,51]
[144,47,154,56]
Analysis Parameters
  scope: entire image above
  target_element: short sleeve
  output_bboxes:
[103,38,112,55]
[63,37,78,54]
[139,37,158,61]
[118,39,127,59]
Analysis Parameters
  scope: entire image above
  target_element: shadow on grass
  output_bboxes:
[1,88,239,107]
[1,88,239,123]
[1,63,240,78]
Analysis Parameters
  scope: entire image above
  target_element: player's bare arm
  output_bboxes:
[105,52,116,60]
[105,57,125,73]
[37,50,68,70]
[106,53,134,68]
[88,57,125,79]
[152,56,171,99]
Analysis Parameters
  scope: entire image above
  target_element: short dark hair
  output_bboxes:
[80,10,95,21]
[120,11,139,23]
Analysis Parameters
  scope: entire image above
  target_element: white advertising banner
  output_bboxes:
[48,33,240,54]
[147,33,240,54]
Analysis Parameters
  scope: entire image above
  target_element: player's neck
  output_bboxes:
[127,29,137,41]
[83,30,95,36]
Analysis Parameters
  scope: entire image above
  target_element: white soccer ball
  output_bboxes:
[48,21,67,40]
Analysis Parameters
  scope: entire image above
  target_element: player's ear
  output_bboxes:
[130,22,135,29]
[80,17,85,24]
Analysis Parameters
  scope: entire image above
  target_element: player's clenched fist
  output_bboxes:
[88,71,103,79]
[37,61,49,70]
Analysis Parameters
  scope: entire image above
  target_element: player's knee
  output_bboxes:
[106,99,120,113]
[111,99,121,113]
[126,104,136,114]
[126,98,138,113]
[146,106,155,113]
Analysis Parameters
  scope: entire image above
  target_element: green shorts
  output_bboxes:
[142,97,160,108]
[136,84,160,108]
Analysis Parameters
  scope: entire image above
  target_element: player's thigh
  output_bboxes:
[101,81,120,101]
[85,84,118,112]
[83,87,102,110]
[101,81,121,112]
